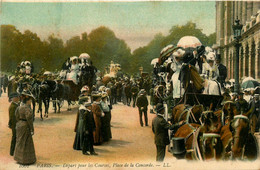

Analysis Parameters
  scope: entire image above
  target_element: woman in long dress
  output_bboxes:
[14,90,36,165]
[91,92,103,145]
[100,92,112,142]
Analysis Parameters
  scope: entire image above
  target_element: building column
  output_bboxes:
[239,46,243,79]
[253,2,259,16]
[247,2,253,21]
[220,2,225,46]
[224,48,229,79]
[242,43,247,77]
[255,39,259,79]
[248,39,252,77]
[242,1,247,25]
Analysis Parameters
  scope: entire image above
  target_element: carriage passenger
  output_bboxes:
[202,52,219,81]
[236,92,249,114]
[170,49,185,106]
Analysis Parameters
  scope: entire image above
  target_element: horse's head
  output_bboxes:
[192,104,204,114]
[199,133,223,160]
[190,104,204,123]
[201,111,219,132]
[222,101,238,121]
[229,115,250,159]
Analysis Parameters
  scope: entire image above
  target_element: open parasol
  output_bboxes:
[177,36,202,49]
[242,76,255,84]
[79,53,90,59]
[151,58,159,66]
[241,79,259,90]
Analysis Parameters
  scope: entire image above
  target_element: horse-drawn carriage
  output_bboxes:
[151,36,259,161]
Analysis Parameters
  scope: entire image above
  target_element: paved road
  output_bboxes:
[0,92,259,170]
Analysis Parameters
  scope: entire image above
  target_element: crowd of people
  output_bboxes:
[2,42,260,164]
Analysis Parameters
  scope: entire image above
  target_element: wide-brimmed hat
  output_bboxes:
[155,103,165,113]
[101,91,108,98]
[139,89,146,95]
[173,49,185,58]
[99,85,106,92]
[81,86,89,93]
[91,91,102,97]
[78,95,89,104]
[21,90,35,99]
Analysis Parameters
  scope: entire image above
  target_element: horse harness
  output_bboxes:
[230,115,250,160]
[178,105,201,124]
[183,125,221,160]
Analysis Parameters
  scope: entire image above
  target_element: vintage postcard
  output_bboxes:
[0,0,260,169]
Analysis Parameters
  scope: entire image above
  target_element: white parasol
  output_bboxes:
[177,36,202,48]
[79,53,90,59]
[151,58,159,66]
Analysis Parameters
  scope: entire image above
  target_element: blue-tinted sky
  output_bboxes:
[1,1,216,50]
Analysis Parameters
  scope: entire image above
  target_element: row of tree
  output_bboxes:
[1,22,215,74]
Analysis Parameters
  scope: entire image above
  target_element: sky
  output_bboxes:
[1,1,216,51]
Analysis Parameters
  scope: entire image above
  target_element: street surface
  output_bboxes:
[0,92,259,170]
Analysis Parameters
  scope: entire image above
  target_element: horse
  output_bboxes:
[171,104,204,125]
[79,69,94,88]
[213,100,239,133]
[52,82,67,113]
[61,80,81,111]
[174,111,223,160]
[220,115,258,160]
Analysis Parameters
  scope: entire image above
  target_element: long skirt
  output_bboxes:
[93,117,102,145]
[14,121,36,165]
[101,112,112,142]
[73,119,85,150]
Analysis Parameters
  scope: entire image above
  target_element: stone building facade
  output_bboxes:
[215,1,260,80]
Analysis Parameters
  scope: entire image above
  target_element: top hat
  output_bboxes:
[196,45,205,56]
[171,137,186,158]
[216,54,221,61]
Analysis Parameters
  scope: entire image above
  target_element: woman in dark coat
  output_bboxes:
[73,96,89,151]
[14,90,36,165]
[92,92,103,145]
[100,92,112,142]
[73,95,97,155]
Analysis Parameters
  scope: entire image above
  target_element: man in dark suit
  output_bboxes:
[136,89,149,127]
[131,83,139,107]
[152,103,174,162]
[8,92,20,156]
[216,54,227,88]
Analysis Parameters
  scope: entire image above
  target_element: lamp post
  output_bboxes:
[232,17,243,94]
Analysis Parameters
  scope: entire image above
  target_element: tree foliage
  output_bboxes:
[1,22,216,74]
